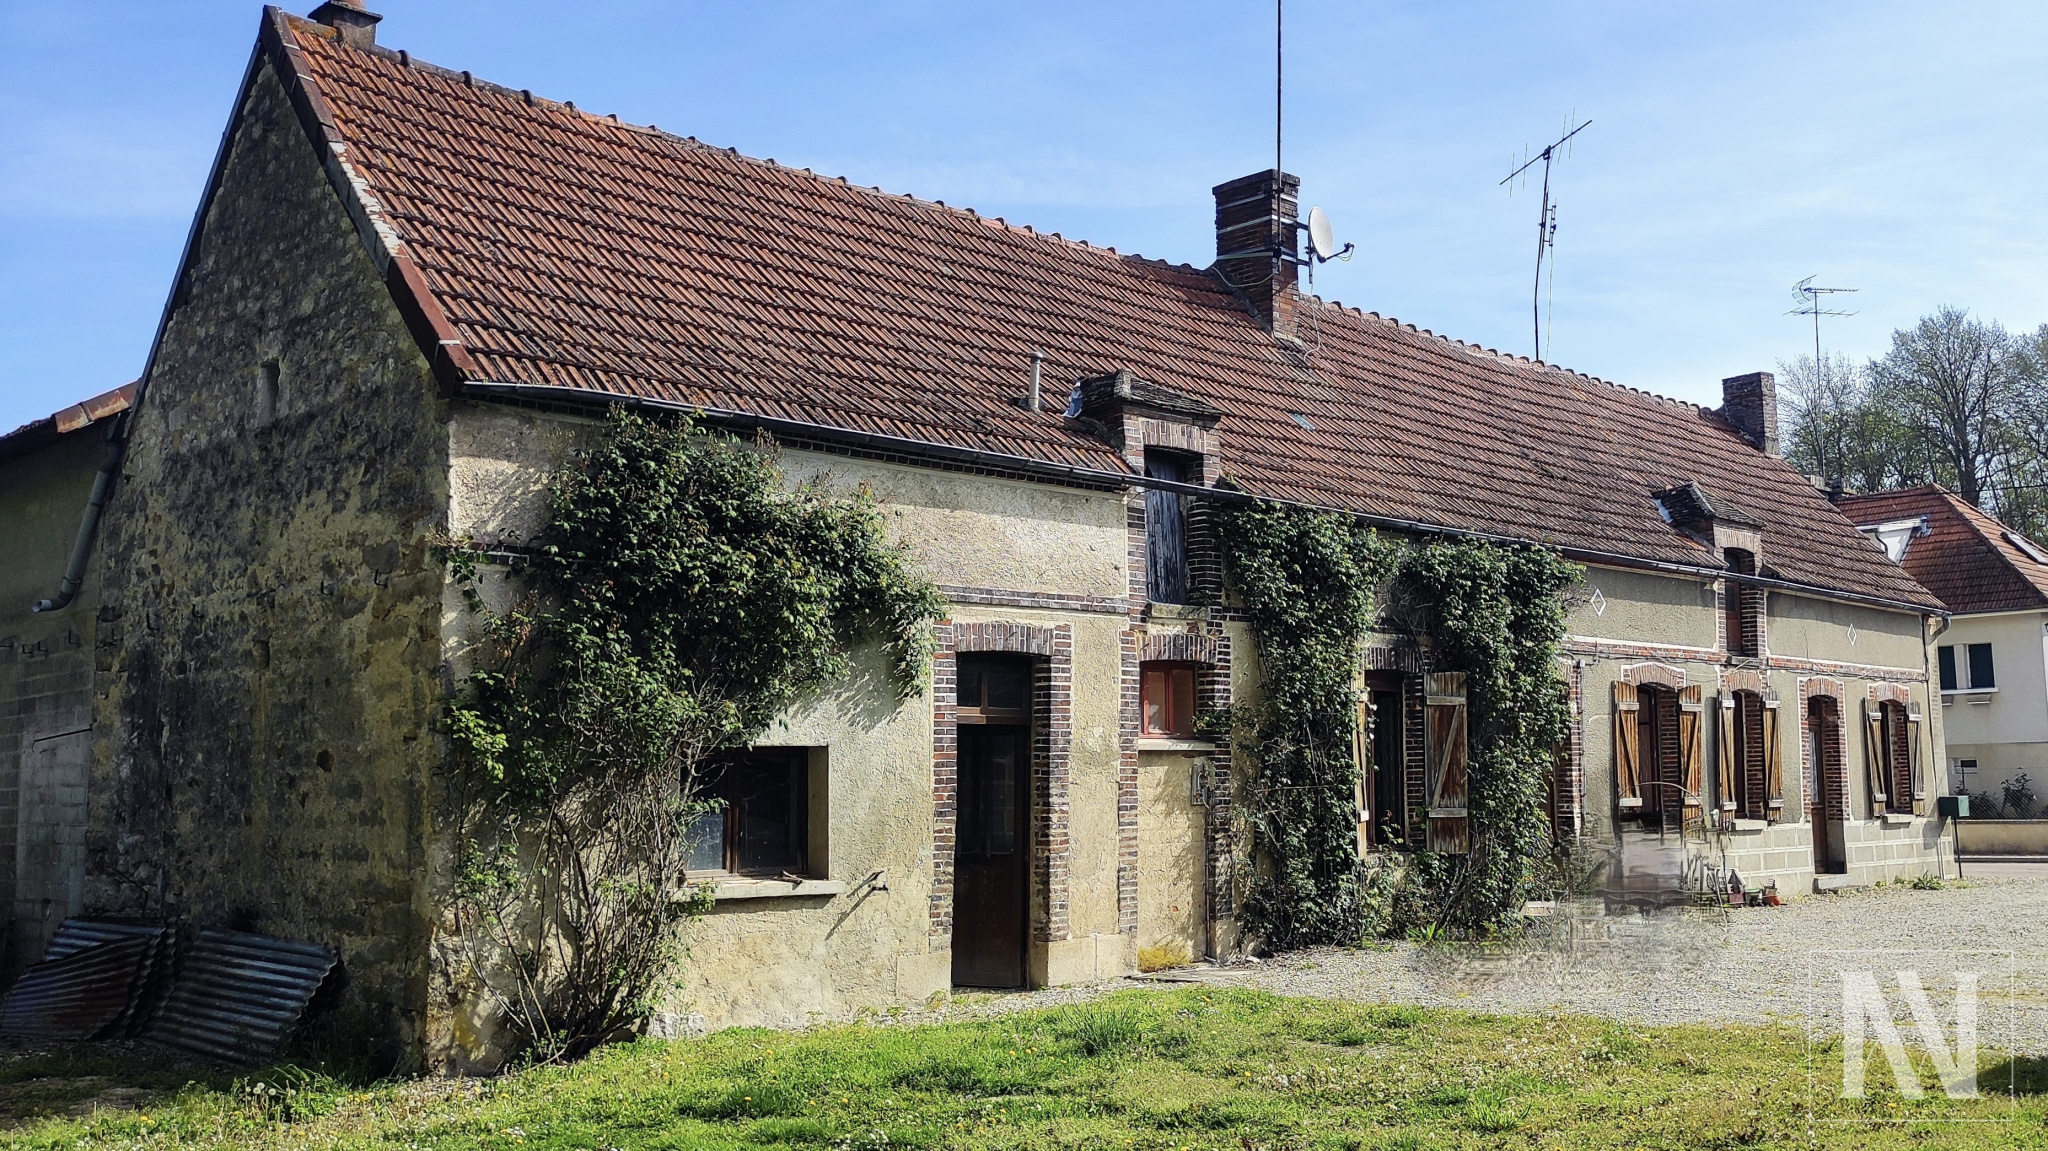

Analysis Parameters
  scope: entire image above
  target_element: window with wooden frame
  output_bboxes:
[958,657,1031,725]
[1355,676,1409,852]
[685,748,814,877]
[1723,549,1761,658]
[1863,699,1920,816]
[1141,662,1199,737]
[1715,690,1783,822]
[1613,682,1703,826]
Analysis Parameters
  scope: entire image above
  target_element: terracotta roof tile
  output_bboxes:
[275,14,1933,608]
[1837,487,2048,614]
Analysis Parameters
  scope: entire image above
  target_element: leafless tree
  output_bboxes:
[1868,306,2026,508]
[1778,353,1922,493]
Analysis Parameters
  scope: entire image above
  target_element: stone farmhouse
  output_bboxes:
[1840,487,2048,807]
[2,3,1954,1066]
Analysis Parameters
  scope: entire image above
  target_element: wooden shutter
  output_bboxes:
[1908,703,1928,815]
[1863,698,1887,811]
[1678,686,1704,811]
[1613,681,1643,809]
[1716,694,1738,812]
[1425,672,1469,855]
[1355,696,1373,856]
[1763,698,1785,821]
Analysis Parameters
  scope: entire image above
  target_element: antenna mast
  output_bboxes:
[1501,116,1591,360]
[1786,276,1858,368]
[1275,0,1283,174]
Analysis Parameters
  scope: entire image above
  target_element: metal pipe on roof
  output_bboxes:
[32,419,124,614]
[1028,349,1045,413]
[456,381,1948,619]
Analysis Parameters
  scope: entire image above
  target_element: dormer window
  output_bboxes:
[1855,516,1930,563]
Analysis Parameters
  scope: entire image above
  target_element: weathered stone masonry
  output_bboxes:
[85,55,449,1055]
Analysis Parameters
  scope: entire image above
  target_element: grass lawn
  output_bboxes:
[0,988,2039,1149]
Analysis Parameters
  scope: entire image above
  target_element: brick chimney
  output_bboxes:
[310,0,382,48]
[1719,371,1779,455]
[1213,170,1300,337]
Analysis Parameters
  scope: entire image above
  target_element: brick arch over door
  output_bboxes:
[930,621,1074,945]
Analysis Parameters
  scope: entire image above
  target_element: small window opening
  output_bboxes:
[685,747,812,876]
[958,656,1031,725]
[257,361,280,426]
[1141,662,1198,737]
[1938,645,1958,692]
[1966,643,1995,690]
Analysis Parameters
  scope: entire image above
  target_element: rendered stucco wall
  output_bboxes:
[1939,610,2048,800]
[1768,593,1926,669]
[444,404,1162,1033]
[86,59,447,1062]
[1565,567,1946,892]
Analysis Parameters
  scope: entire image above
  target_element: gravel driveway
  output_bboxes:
[1210,872,2048,1052]
[903,870,2048,1055]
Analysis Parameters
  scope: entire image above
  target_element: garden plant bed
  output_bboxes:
[0,988,2039,1149]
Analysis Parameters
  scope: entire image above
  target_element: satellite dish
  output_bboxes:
[1306,206,1337,261]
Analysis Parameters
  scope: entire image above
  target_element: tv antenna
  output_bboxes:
[1501,114,1591,360]
[1786,276,1858,367]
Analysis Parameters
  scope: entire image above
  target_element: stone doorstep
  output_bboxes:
[1813,874,1868,894]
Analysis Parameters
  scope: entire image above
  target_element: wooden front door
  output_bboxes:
[1810,698,1848,874]
[953,725,1029,987]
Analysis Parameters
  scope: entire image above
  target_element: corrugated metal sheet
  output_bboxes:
[0,935,161,1040]
[42,918,165,961]
[146,930,339,1064]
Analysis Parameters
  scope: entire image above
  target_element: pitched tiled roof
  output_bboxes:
[1838,487,2048,615]
[0,383,137,467]
[259,11,1934,610]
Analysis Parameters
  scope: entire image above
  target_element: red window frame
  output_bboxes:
[1141,662,1200,737]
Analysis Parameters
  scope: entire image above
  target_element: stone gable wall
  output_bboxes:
[86,57,449,1065]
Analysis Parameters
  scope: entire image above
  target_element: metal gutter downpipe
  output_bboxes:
[33,418,125,613]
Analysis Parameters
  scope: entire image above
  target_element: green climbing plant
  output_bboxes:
[1391,538,1580,932]
[1214,502,1400,950]
[1217,500,1579,946]
[443,409,943,1062]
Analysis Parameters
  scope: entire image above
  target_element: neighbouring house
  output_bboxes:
[10,3,1951,1068]
[1839,487,2048,813]
[0,384,133,980]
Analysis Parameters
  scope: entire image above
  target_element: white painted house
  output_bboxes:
[1840,487,2048,812]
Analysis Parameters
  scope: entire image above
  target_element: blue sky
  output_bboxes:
[4,1,2045,431]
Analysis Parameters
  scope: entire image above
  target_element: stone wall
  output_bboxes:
[0,432,107,979]
[86,58,448,1062]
